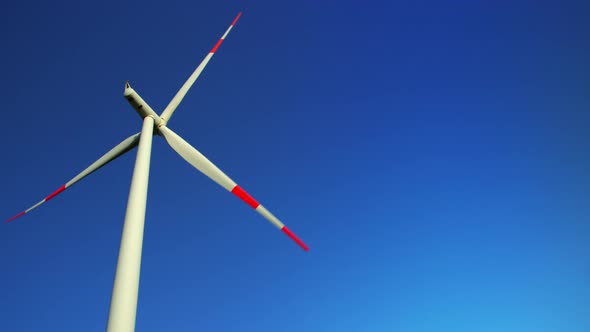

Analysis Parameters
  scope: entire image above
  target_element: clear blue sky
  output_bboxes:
[1,1,589,331]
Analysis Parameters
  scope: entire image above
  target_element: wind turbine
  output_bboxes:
[6,12,308,332]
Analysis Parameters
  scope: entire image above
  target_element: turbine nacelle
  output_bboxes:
[124,81,162,126]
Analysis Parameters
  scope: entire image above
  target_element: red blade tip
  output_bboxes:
[232,12,242,26]
[6,211,25,223]
[282,226,309,251]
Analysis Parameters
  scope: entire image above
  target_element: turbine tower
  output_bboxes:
[6,12,308,332]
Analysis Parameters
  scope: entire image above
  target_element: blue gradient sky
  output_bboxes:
[1,1,589,331]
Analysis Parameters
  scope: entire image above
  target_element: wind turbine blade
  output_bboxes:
[159,126,309,251]
[6,132,141,223]
[159,12,242,125]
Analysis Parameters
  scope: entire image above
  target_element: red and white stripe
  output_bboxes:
[159,126,309,251]
[231,185,309,251]
[159,12,243,125]
[6,132,141,223]
[210,12,241,53]
[6,185,67,222]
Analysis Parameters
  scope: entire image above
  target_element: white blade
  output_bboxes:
[159,12,242,125]
[159,126,309,251]
[6,133,141,222]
